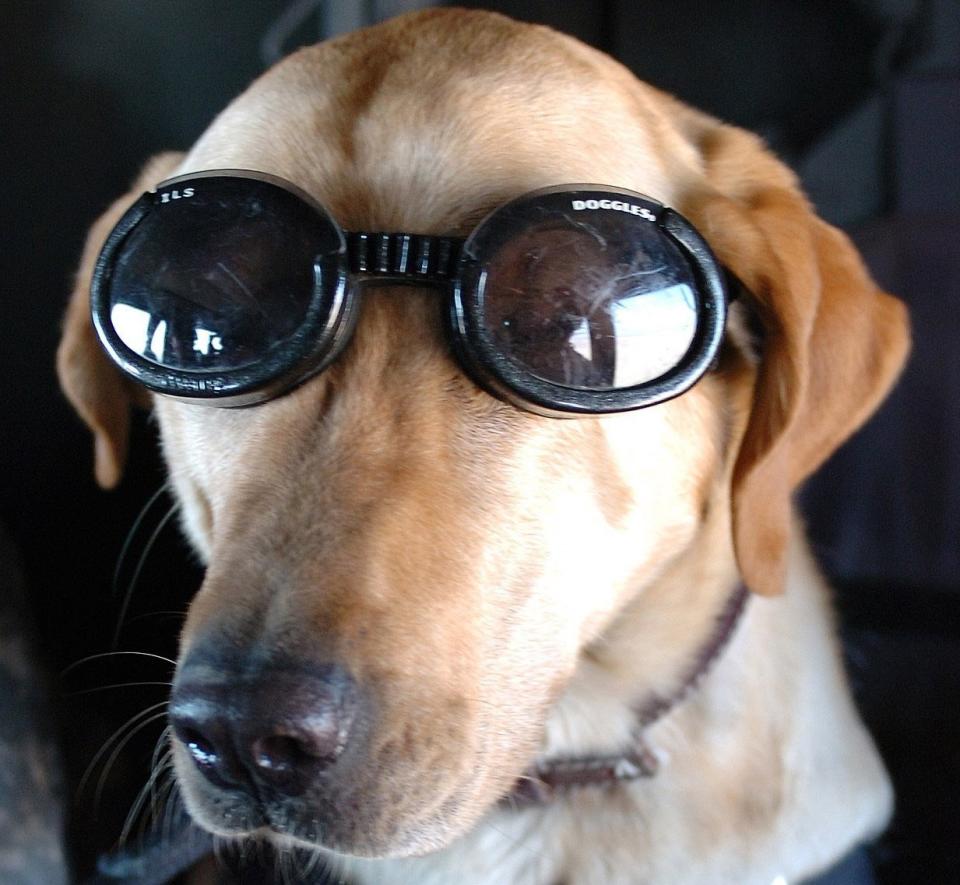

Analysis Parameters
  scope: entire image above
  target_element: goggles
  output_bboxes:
[91,170,733,416]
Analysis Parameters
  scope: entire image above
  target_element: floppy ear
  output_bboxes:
[681,124,910,596]
[57,152,184,488]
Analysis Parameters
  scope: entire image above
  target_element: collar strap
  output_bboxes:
[345,231,465,281]
[637,581,750,726]
[508,745,661,805]
[504,583,749,806]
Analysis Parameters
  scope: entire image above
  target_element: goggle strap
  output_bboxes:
[346,231,466,282]
[721,267,745,303]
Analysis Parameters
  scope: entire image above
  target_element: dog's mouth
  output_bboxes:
[172,738,495,858]
[166,647,526,858]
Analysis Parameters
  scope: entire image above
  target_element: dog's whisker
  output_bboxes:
[93,708,171,814]
[65,680,173,696]
[126,609,189,626]
[142,759,176,842]
[112,502,180,649]
[62,650,177,678]
[150,761,176,822]
[159,776,186,851]
[158,779,177,848]
[120,748,173,848]
[148,745,177,835]
[150,771,180,846]
[284,843,316,885]
[149,725,173,795]
[218,833,241,871]
[132,776,174,854]
[77,699,171,802]
[112,483,170,597]
[324,850,347,885]
[211,834,228,874]
[119,730,174,847]
[304,843,325,874]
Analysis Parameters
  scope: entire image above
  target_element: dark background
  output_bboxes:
[2,1,959,882]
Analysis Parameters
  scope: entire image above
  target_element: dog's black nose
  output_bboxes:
[169,662,358,796]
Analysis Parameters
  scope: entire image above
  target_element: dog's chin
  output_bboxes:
[256,813,465,861]
[180,791,484,860]
[173,747,501,860]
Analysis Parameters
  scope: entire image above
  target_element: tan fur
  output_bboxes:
[58,10,908,883]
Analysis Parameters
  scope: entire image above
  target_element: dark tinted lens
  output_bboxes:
[107,177,342,373]
[476,209,698,390]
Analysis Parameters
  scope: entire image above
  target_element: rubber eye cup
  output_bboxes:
[451,186,727,416]
[91,171,352,406]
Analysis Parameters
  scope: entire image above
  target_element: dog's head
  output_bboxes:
[58,10,908,858]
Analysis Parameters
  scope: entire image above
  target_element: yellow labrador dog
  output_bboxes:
[59,9,909,884]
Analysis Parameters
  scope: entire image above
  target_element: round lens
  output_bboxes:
[475,211,699,391]
[106,176,342,374]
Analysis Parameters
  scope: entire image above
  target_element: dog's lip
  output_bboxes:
[184,754,495,856]
[260,817,325,847]
[223,805,344,852]
[186,799,266,838]
[196,811,329,852]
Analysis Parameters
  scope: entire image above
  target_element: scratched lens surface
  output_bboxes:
[108,177,339,373]
[478,215,699,390]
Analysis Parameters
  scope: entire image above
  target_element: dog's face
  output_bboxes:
[58,10,909,859]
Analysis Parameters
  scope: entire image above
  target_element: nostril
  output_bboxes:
[172,661,359,797]
[253,733,337,774]
[180,726,220,770]
[169,701,244,790]
[244,669,357,793]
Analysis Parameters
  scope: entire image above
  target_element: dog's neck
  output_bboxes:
[334,486,891,884]
[534,488,746,767]
[507,580,749,804]
[435,515,890,885]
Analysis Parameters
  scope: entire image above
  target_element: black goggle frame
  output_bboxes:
[91,170,733,417]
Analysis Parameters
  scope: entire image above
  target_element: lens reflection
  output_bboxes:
[607,283,697,386]
[479,219,699,390]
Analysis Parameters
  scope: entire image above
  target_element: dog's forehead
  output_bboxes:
[181,11,692,231]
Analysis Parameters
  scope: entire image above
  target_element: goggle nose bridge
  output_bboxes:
[344,231,466,286]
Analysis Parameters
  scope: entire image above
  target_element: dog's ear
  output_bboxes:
[681,124,910,596]
[57,152,184,488]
